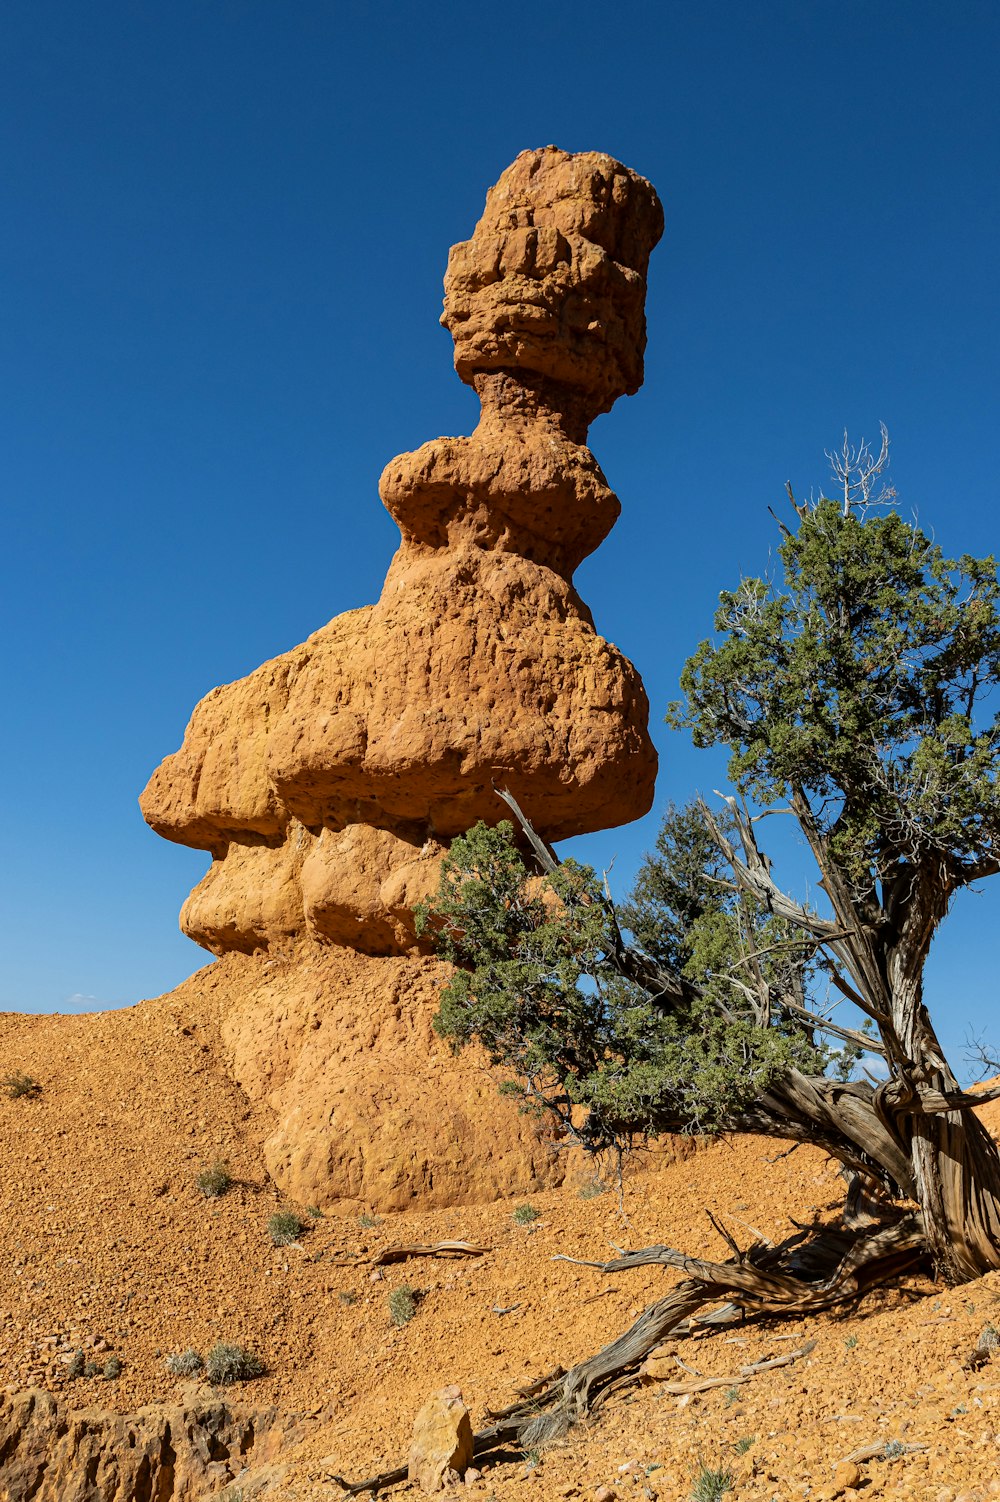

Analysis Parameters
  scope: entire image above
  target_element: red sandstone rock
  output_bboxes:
[443,146,662,419]
[407,1384,474,1493]
[0,1388,285,1501]
[138,147,663,1211]
[141,145,662,958]
[218,944,569,1210]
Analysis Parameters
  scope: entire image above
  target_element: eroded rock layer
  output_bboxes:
[0,1389,286,1502]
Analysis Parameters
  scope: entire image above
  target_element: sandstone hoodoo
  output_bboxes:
[140,147,664,1211]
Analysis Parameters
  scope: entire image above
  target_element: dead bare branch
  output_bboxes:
[326,1240,490,1268]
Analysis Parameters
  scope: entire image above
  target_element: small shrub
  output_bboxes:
[2,1072,41,1099]
[690,1464,734,1502]
[103,1355,122,1379]
[578,1179,607,1200]
[358,1212,380,1229]
[388,1284,417,1327]
[732,1436,756,1456]
[723,1384,741,1407]
[306,1204,323,1219]
[196,1160,233,1198]
[204,1341,265,1385]
[844,1334,858,1350]
[267,1211,303,1246]
[165,1348,203,1376]
[83,1360,100,1378]
[338,1291,357,1307]
[884,1439,907,1459]
[67,1349,85,1379]
[512,1204,540,1226]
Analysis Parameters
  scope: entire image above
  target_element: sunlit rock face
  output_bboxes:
[141,146,663,957]
[139,148,663,1212]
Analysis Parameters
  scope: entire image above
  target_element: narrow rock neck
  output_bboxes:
[472,370,594,446]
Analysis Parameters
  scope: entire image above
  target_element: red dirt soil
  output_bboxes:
[3,962,1000,1501]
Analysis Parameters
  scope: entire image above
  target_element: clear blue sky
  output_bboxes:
[2,1,998,1074]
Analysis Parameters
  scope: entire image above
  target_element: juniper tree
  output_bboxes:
[393,446,1000,1462]
[670,477,1000,1281]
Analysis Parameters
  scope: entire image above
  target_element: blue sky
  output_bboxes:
[2,1,998,1073]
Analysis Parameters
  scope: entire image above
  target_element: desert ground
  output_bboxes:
[4,955,1000,1501]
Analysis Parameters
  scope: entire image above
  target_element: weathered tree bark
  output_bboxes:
[706,788,1000,1283]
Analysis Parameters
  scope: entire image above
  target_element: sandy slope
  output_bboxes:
[3,968,1000,1500]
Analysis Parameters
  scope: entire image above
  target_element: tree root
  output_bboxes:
[332,1213,930,1494]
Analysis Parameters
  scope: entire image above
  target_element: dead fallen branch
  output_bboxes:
[842,1440,929,1464]
[334,1216,929,1493]
[739,1338,816,1374]
[510,1365,566,1402]
[643,1337,816,1393]
[654,1373,749,1395]
[327,1240,490,1267]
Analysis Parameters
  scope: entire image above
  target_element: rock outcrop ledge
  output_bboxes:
[140,147,663,1211]
[0,1389,287,1501]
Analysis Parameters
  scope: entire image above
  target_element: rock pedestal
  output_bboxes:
[141,147,663,1210]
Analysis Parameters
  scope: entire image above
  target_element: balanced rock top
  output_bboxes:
[443,145,663,421]
[141,146,661,961]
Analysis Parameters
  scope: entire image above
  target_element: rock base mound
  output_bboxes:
[215,943,570,1211]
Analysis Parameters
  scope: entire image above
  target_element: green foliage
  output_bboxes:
[417,819,826,1146]
[306,1204,324,1219]
[2,1071,41,1099]
[103,1355,122,1378]
[66,1349,85,1379]
[689,1463,734,1502]
[578,1178,607,1200]
[669,499,1000,888]
[357,1212,380,1229]
[204,1341,265,1384]
[166,1348,203,1376]
[196,1160,232,1199]
[418,476,1000,1164]
[388,1285,417,1326]
[512,1204,540,1225]
[732,1436,756,1456]
[267,1211,303,1246]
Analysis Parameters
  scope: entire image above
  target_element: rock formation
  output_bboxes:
[0,1388,287,1502]
[140,146,663,1210]
[407,1384,474,1493]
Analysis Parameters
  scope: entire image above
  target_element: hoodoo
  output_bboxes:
[141,147,664,1210]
